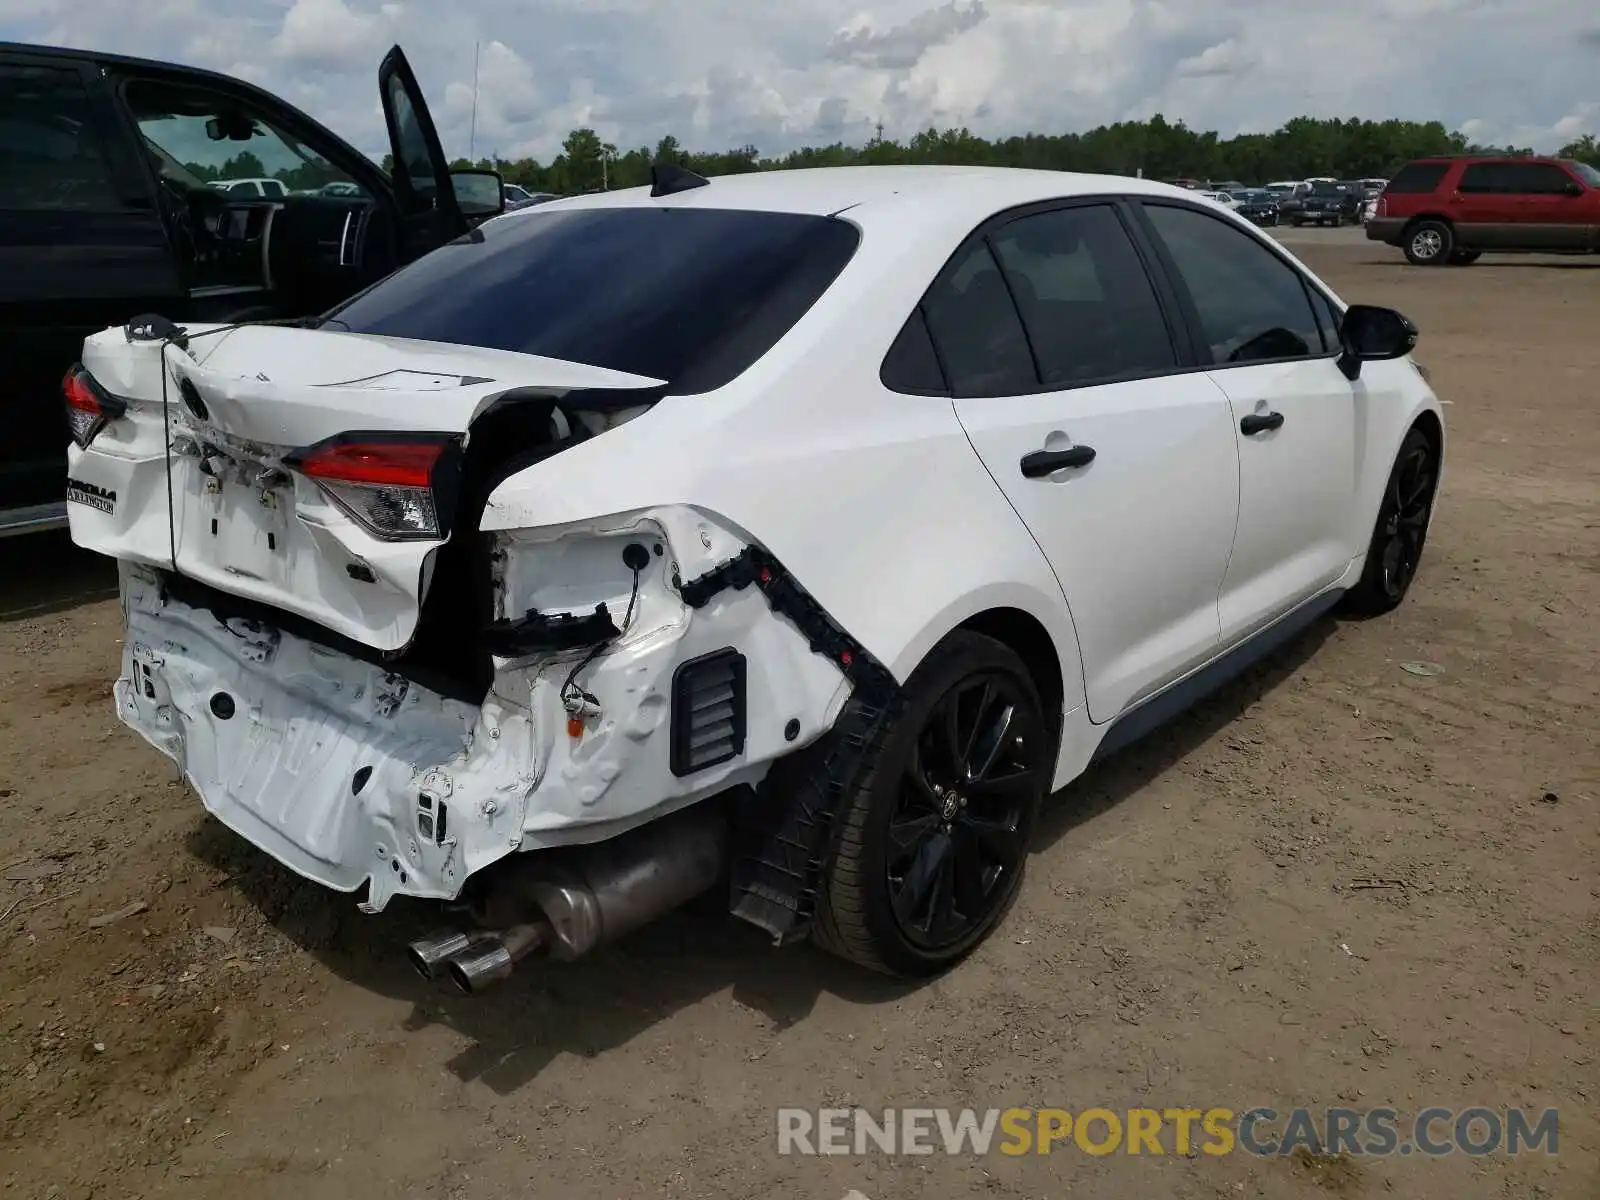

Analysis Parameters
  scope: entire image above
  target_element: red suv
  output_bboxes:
[1366,156,1600,265]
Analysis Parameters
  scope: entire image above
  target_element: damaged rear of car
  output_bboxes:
[67,194,884,987]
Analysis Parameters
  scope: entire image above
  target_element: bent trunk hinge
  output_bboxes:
[676,545,902,944]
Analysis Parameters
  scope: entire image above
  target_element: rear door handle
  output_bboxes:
[1240,411,1285,436]
[1020,445,1096,477]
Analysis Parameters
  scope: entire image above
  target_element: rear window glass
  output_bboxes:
[323,206,861,394]
[1384,163,1449,194]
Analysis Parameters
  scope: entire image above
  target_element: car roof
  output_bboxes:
[502,164,1208,226]
[3,40,284,90]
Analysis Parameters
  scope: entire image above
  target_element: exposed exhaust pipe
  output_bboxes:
[407,929,491,980]
[444,923,548,995]
[411,801,730,994]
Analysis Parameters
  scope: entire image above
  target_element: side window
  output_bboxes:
[1458,163,1508,193]
[990,205,1176,385]
[1505,163,1577,195]
[1307,286,1344,353]
[0,63,122,211]
[385,76,438,202]
[880,308,948,393]
[1142,203,1324,366]
[921,241,1036,395]
[122,78,366,199]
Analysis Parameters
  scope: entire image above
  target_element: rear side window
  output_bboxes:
[989,205,1176,385]
[324,207,861,394]
[920,241,1037,394]
[0,64,121,212]
[1459,163,1511,193]
[1384,162,1449,194]
[1141,202,1323,366]
[880,309,947,393]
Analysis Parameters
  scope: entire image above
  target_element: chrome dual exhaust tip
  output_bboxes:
[407,930,488,981]
[441,924,548,995]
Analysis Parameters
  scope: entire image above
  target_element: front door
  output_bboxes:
[927,201,1241,722]
[1499,161,1598,251]
[378,46,468,263]
[1134,201,1361,645]
[0,53,182,519]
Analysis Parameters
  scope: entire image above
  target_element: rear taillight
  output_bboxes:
[291,433,459,541]
[62,365,126,449]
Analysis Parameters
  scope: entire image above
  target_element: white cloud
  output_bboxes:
[1,0,1595,162]
[273,0,396,69]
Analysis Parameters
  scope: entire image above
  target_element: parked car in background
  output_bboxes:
[1290,181,1361,227]
[1367,155,1600,265]
[207,176,288,198]
[0,40,504,535]
[1211,179,1247,194]
[1264,181,1299,197]
[64,166,1444,983]
[1199,189,1240,210]
[503,183,559,210]
[1232,189,1281,226]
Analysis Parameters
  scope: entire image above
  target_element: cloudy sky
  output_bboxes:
[4,0,1597,162]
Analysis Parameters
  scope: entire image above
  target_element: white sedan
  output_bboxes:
[64,165,1444,987]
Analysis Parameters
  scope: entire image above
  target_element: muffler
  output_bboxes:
[412,801,729,994]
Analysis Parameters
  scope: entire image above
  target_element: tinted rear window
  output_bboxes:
[1384,162,1449,194]
[323,206,862,394]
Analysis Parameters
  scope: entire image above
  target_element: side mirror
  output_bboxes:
[450,168,505,219]
[1563,180,1584,197]
[1337,304,1418,381]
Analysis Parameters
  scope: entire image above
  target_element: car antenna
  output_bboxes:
[650,163,710,198]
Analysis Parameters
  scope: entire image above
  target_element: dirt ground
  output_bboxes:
[1,231,1596,1200]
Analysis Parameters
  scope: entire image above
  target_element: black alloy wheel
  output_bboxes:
[811,631,1050,976]
[1344,427,1439,616]
[886,672,1040,952]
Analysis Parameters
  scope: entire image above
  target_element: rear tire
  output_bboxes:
[1342,427,1440,617]
[1403,219,1454,266]
[811,632,1049,977]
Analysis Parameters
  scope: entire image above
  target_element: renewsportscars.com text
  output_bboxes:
[776,1106,1559,1158]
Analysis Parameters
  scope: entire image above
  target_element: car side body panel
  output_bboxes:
[477,194,1093,785]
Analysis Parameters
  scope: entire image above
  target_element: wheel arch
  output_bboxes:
[882,583,1087,782]
[1402,212,1455,235]
[955,606,1067,736]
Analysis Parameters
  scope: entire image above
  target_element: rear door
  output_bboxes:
[377,46,468,263]
[932,200,1242,722]
[1451,162,1519,247]
[0,50,183,522]
[1134,200,1360,645]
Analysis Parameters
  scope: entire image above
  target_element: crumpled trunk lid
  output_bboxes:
[69,322,663,653]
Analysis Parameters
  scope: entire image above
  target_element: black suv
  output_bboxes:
[1289,181,1362,227]
[0,42,505,535]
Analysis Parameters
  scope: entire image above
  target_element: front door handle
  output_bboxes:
[1240,411,1285,436]
[1020,444,1096,477]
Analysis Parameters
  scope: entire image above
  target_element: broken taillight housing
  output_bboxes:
[62,365,126,449]
[291,433,459,541]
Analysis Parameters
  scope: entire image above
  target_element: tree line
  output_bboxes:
[413,115,1600,197]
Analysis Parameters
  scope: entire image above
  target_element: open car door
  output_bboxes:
[378,45,472,261]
